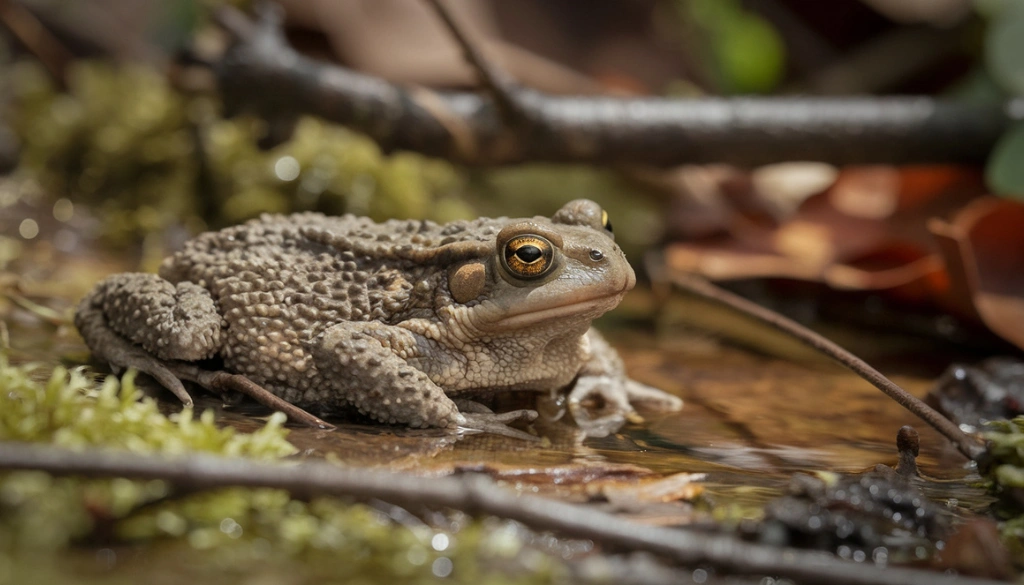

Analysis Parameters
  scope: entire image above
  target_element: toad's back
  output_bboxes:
[150,213,501,389]
[160,212,509,289]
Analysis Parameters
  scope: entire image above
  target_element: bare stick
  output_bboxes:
[424,0,525,122]
[0,0,71,85]
[0,441,1002,585]
[211,6,1016,165]
[665,272,987,462]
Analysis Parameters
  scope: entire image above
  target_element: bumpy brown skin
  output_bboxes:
[75,199,682,435]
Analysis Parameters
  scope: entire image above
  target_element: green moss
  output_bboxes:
[206,116,469,225]
[983,417,1024,486]
[0,357,294,458]
[10,57,653,255]
[11,61,198,246]
[11,60,472,247]
[0,358,560,583]
[981,417,1024,564]
[0,356,295,550]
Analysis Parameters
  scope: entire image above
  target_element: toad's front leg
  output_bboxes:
[312,322,537,439]
[568,328,684,437]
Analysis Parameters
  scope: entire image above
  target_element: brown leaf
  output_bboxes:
[453,461,656,488]
[277,0,600,93]
[594,473,706,526]
[930,197,1024,350]
[662,166,984,303]
[597,472,706,505]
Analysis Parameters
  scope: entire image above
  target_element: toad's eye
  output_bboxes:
[601,210,613,234]
[502,235,555,279]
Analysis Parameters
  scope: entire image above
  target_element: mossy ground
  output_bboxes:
[0,358,563,584]
[9,60,474,250]
[980,417,1024,564]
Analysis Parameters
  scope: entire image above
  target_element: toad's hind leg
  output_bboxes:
[75,273,226,406]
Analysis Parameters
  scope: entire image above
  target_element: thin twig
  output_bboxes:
[0,441,1003,585]
[0,0,71,86]
[424,0,524,122]
[211,6,1016,165]
[663,271,987,462]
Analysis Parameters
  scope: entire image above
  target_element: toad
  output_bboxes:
[75,199,682,437]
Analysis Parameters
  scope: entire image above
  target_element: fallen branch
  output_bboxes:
[0,441,1001,585]
[657,269,988,462]
[211,5,1017,167]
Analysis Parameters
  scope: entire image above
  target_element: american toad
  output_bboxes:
[76,199,681,437]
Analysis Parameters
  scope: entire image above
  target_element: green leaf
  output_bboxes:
[976,0,1014,19]
[716,13,786,94]
[149,0,203,53]
[985,3,1024,95]
[986,122,1024,198]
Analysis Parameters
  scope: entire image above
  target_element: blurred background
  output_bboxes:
[6,2,1024,580]
[1,0,1023,352]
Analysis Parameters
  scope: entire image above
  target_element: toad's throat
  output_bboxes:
[490,293,624,330]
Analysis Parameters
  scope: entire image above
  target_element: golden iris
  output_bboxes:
[601,210,613,233]
[502,235,554,279]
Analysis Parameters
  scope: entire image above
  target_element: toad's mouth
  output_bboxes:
[488,292,625,330]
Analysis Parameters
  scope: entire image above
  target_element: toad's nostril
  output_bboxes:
[589,249,604,261]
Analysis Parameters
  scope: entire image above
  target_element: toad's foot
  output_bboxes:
[77,306,332,428]
[568,376,684,438]
[318,322,543,440]
[75,274,330,429]
[624,379,685,411]
[574,329,683,436]
[458,409,539,442]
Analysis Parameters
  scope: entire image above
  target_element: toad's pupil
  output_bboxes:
[515,245,543,263]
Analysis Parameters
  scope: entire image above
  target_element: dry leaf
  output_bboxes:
[659,166,1024,348]
[930,197,1024,350]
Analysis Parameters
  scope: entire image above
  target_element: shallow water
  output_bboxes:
[191,317,987,514]
[1,245,998,585]
[0,239,989,516]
